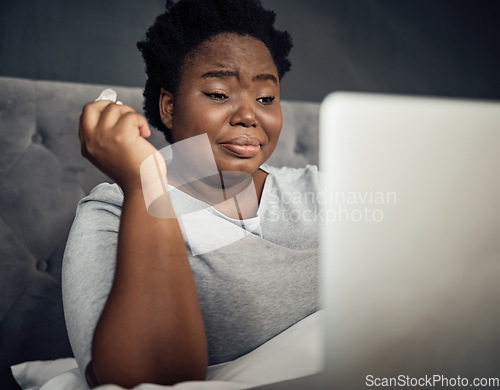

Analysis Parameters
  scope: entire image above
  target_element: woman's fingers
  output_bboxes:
[97,102,137,133]
[80,102,142,155]
[80,100,114,133]
[79,100,115,151]
[114,111,151,139]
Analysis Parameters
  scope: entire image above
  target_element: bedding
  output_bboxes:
[11,310,323,390]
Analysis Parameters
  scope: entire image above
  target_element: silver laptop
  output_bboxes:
[253,93,500,389]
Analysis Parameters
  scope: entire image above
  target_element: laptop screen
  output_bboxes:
[319,92,500,389]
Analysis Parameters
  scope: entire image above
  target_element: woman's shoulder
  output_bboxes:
[72,182,125,222]
[79,182,124,207]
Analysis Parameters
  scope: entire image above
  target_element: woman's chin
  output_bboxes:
[214,153,264,175]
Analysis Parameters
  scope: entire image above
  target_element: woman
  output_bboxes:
[63,0,319,387]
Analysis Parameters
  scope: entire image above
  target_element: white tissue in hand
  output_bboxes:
[95,88,123,105]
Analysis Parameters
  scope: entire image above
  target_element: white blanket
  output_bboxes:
[12,310,323,390]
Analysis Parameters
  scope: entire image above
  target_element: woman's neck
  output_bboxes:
[169,168,268,220]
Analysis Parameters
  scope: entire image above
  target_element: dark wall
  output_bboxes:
[0,0,164,88]
[1,0,499,102]
[269,0,500,102]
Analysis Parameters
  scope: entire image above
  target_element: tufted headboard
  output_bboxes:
[0,76,320,387]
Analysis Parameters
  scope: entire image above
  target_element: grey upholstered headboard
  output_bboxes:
[0,76,319,387]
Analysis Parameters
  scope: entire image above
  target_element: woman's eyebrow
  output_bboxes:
[201,70,238,79]
[253,73,278,84]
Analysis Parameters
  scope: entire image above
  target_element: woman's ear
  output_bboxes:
[159,88,174,129]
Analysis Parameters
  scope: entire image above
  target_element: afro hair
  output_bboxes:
[137,0,293,143]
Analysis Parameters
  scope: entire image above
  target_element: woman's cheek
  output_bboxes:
[202,108,230,136]
[263,109,282,138]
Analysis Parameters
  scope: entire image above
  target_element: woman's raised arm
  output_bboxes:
[78,100,207,388]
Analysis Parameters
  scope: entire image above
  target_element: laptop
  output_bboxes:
[253,92,500,389]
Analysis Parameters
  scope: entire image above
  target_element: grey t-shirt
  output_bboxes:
[62,164,320,375]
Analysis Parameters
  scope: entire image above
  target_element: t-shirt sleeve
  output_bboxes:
[62,183,123,378]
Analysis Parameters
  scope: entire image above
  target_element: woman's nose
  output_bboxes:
[230,98,256,128]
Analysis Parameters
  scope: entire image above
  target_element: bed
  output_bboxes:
[0,76,322,389]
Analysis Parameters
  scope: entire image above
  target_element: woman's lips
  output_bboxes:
[219,136,261,158]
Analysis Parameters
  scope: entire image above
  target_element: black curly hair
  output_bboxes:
[137,0,293,143]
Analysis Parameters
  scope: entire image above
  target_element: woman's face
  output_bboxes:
[160,33,282,178]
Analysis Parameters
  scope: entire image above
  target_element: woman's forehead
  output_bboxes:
[182,33,278,77]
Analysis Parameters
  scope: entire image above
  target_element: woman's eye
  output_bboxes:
[257,96,275,104]
[205,92,228,100]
